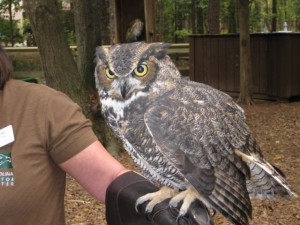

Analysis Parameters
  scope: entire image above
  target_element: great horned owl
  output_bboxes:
[125,19,144,43]
[94,42,297,225]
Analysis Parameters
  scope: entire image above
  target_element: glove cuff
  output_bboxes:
[105,171,157,225]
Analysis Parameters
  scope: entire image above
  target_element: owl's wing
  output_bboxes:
[144,81,252,225]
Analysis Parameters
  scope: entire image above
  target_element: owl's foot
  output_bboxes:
[169,187,203,218]
[135,186,177,213]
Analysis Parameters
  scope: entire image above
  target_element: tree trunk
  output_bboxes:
[197,0,204,34]
[263,0,270,32]
[23,0,91,113]
[73,0,102,90]
[174,1,178,42]
[208,0,220,34]
[8,1,14,46]
[191,0,196,34]
[237,0,253,105]
[271,0,277,31]
[228,0,238,33]
[99,0,110,44]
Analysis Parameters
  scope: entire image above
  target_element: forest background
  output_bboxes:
[1,0,300,46]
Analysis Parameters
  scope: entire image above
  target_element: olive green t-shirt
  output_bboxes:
[0,80,98,224]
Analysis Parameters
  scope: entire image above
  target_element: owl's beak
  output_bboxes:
[119,79,131,99]
[120,85,128,99]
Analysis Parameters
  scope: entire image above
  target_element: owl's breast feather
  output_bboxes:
[101,94,187,189]
[100,91,149,119]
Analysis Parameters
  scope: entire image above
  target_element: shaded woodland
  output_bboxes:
[1,0,300,46]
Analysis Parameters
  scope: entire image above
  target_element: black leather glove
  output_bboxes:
[105,171,214,225]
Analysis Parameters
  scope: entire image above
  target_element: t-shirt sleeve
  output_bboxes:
[45,91,98,164]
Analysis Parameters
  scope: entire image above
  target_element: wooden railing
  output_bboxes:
[5,44,189,57]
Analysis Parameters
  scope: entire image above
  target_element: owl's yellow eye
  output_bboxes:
[133,64,148,77]
[105,68,116,79]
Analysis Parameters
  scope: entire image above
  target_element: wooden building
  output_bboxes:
[109,0,155,44]
[189,33,300,100]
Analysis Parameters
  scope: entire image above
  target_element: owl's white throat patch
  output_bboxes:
[101,91,148,119]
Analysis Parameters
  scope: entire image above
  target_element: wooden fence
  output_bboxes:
[5,44,188,58]
[189,33,300,100]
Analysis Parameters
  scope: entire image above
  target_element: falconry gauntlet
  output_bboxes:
[105,171,213,225]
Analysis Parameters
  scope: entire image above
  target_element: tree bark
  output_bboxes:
[23,0,91,112]
[271,0,277,31]
[263,0,270,32]
[8,1,14,46]
[237,0,253,105]
[208,0,220,34]
[73,0,102,90]
[99,0,110,44]
[227,0,238,33]
[196,0,204,34]
[191,0,196,34]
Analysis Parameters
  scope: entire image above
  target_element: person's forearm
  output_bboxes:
[59,140,129,202]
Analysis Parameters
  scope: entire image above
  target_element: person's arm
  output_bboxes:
[59,140,129,203]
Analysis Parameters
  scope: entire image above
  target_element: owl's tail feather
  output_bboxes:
[209,194,249,225]
[186,166,252,225]
[235,149,298,200]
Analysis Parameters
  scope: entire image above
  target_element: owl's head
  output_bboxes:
[94,42,181,101]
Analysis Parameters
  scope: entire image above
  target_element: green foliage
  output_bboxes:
[2,0,300,45]
[0,18,9,41]
[249,1,263,32]
[0,0,23,45]
[156,0,175,42]
[0,17,23,44]
[156,0,209,42]
[220,0,238,33]
[155,0,300,41]
[174,29,192,41]
[197,0,209,9]
[0,0,18,15]
[286,0,300,30]
[22,18,32,34]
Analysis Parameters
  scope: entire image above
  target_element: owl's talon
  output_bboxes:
[135,193,153,212]
[169,187,201,218]
[169,192,185,208]
[209,208,216,217]
[135,186,177,213]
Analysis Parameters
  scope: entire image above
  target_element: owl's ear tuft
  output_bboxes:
[150,43,171,60]
[95,46,108,64]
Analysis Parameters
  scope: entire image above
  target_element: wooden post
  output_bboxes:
[144,0,155,42]
[238,0,253,105]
